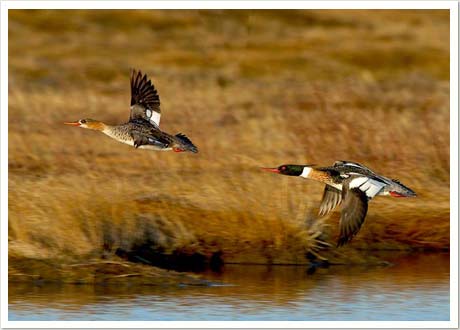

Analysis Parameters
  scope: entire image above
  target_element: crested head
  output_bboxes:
[64,118,105,131]
[262,164,311,177]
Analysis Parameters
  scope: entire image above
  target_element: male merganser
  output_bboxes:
[262,160,416,246]
[65,69,198,153]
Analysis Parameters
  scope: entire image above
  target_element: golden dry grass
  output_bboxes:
[8,10,450,274]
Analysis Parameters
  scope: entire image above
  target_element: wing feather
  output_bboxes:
[129,69,161,126]
[337,186,369,247]
[130,127,171,149]
[319,185,342,216]
[350,176,386,199]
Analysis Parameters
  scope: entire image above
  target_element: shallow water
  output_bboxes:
[9,253,449,321]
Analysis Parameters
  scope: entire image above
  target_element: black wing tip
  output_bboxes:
[130,68,141,83]
[336,236,353,247]
[130,68,152,80]
[130,67,141,75]
[129,68,147,85]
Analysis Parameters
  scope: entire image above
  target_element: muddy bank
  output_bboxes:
[9,244,448,285]
[8,257,211,286]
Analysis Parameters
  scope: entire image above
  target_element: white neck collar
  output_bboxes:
[300,167,311,178]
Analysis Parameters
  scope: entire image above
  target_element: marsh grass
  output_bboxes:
[8,10,450,277]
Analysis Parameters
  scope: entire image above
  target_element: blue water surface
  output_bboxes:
[9,253,450,321]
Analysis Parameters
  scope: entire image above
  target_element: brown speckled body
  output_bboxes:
[65,69,198,153]
[103,120,178,150]
[308,168,336,184]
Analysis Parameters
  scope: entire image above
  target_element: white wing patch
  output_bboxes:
[349,177,368,188]
[131,105,161,127]
[150,111,161,126]
[350,177,386,199]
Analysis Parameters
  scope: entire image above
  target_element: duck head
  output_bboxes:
[261,164,309,176]
[64,119,105,131]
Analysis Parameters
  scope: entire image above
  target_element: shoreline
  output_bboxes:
[9,248,449,285]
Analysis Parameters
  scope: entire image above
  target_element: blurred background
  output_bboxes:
[8,10,450,273]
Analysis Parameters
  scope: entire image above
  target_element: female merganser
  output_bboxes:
[262,160,416,246]
[65,69,198,153]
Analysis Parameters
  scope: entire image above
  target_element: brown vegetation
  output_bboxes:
[8,10,450,280]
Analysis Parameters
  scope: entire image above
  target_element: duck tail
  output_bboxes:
[387,178,417,197]
[175,133,198,153]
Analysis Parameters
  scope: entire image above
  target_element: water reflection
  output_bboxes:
[9,253,449,321]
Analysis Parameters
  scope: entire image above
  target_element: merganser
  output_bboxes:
[64,69,198,153]
[262,160,416,246]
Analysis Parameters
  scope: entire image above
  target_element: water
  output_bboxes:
[9,253,450,321]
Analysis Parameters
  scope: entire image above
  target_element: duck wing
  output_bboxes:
[319,185,342,216]
[348,175,387,199]
[332,160,377,177]
[130,69,161,127]
[337,185,369,247]
[130,125,172,149]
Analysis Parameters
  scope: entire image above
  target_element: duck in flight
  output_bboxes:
[262,160,416,246]
[65,69,198,153]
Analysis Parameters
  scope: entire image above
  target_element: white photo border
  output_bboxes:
[1,1,458,328]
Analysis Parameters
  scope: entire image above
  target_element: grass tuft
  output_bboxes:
[9,10,450,279]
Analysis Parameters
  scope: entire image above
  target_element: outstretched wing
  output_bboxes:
[318,185,342,216]
[337,186,369,247]
[130,69,161,127]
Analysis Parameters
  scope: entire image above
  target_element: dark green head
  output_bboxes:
[261,164,307,176]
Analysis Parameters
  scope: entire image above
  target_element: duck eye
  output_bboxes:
[281,166,286,171]
[80,119,86,124]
